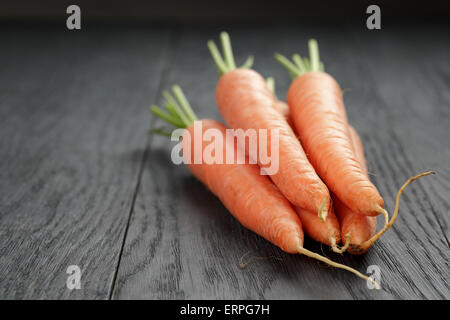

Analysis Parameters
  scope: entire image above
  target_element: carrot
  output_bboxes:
[295,206,343,249]
[334,126,377,254]
[276,44,434,249]
[208,32,332,222]
[267,77,294,128]
[266,79,344,249]
[344,128,433,251]
[150,85,379,287]
[275,40,385,217]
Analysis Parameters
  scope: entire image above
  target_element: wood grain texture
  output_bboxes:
[0,26,170,299]
[1,24,449,300]
[112,25,449,299]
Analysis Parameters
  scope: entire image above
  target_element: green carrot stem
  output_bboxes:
[275,39,325,77]
[288,71,297,80]
[207,40,228,75]
[220,32,236,70]
[163,90,190,127]
[274,53,301,76]
[150,105,185,128]
[308,39,320,72]
[266,77,275,95]
[165,101,182,121]
[172,85,198,122]
[240,55,254,69]
[149,128,172,137]
[149,85,199,138]
[303,57,310,71]
[292,54,306,74]
[208,32,254,76]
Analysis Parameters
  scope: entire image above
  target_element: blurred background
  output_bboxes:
[1,0,449,25]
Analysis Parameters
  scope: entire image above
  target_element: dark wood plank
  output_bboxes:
[111,24,449,300]
[339,26,450,299]
[115,24,449,299]
[0,26,170,299]
[3,24,447,300]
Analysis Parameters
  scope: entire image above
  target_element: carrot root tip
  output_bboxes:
[318,196,329,222]
[361,171,435,251]
[297,246,381,289]
[330,233,351,254]
[377,206,389,230]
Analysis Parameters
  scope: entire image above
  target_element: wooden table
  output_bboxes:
[0,24,449,299]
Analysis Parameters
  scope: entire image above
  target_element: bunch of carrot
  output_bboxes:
[150,32,433,288]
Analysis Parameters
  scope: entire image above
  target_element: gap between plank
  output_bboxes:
[106,28,180,300]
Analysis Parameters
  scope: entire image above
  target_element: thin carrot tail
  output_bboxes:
[297,246,380,289]
[360,171,435,251]
[318,196,329,222]
[207,31,254,76]
[330,233,351,254]
[266,77,276,96]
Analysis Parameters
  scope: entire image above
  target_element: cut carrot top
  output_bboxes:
[275,39,325,78]
[149,85,198,135]
[207,32,254,75]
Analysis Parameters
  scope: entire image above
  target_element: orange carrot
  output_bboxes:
[276,43,434,249]
[334,126,377,254]
[208,32,331,222]
[185,119,305,253]
[267,77,433,254]
[266,80,343,249]
[266,78,293,127]
[295,206,342,248]
[150,85,379,287]
[348,127,434,252]
[275,41,385,217]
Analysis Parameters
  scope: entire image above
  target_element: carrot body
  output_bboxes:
[270,100,341,246]
[334,126,377,254]
[349,126,368,175]
[287,71,384,216]
[183,119,304,253]
[216,68,331,218]
[272,100,294,128]
[295,206,340,246]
